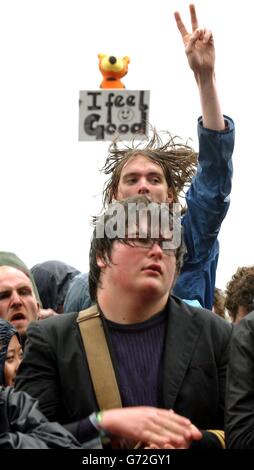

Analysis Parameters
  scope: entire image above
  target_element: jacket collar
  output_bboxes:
[162,296,203,409]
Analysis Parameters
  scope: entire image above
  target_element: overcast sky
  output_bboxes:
[0,0,252,290]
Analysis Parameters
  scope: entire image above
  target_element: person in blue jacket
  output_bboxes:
[64,4,234,313]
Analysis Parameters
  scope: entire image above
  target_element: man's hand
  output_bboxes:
[174,4,215,78]
[100,406,202,448]
[174,3,224,130]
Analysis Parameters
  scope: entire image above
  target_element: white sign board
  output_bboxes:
[79,90,150,141]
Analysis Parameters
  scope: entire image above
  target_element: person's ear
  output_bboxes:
[167,187,174,203]
[35,301,40,320]
[96,256,107,269]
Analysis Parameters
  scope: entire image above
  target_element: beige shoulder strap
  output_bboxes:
[77,304,122,410]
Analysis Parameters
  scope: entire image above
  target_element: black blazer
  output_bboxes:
[225,311,254,449]
[16,296,232,442]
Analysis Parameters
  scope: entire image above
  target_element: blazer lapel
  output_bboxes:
[162,296,203,410]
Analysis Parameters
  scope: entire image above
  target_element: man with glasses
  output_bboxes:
[16,196,232,449]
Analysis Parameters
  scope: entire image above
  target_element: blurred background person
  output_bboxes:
[0,252,59,343]
[0,319,80,449]
[225,266,254,323]
[31,260,80,314]
[0,252,40,342]
[0,319,23,387]
[0,333,79,448]
[213,287,226,319]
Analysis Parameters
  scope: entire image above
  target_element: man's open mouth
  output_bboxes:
[10,312,26,321]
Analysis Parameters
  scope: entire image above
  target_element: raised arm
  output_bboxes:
[174,4,225,131]
[172,4,234,309]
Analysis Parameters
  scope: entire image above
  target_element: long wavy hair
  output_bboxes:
[102,128,198,208]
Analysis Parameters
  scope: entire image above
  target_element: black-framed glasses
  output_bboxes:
[125,237,176,256]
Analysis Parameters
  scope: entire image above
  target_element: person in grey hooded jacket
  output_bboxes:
[31,260,80,313]
[0,386,81,449]
[0,319,80,449]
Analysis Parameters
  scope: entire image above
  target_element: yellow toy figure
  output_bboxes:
[98,54,130,89]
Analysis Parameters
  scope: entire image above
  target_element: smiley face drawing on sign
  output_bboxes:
[118,107,134,122]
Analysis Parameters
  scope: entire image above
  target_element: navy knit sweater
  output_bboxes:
[78,309,168,443]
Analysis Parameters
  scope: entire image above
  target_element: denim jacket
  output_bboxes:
[64,116,235,312]
[173,116,234,308]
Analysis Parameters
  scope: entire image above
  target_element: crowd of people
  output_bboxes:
[1,4,253,451]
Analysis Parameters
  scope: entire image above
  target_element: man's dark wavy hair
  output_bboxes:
[89,195,186,302]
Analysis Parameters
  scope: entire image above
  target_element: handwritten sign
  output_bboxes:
[79,90,150,141]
